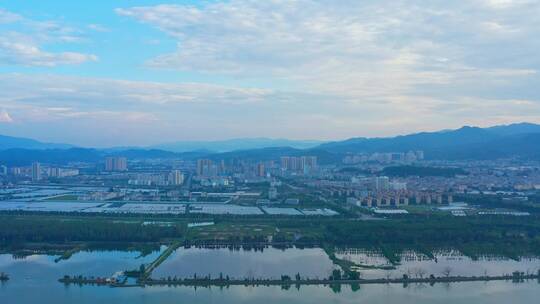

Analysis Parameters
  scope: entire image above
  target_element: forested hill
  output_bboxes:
[316,123,540,160]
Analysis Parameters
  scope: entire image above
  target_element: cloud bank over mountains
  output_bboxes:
[0,1,539,146]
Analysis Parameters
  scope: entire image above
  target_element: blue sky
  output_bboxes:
[1,0,539,147]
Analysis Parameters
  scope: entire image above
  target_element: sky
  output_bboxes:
[0,0,539,147]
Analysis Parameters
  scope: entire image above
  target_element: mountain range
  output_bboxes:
[317,122,540,160]
[151,138,325,153]
[0,134,72,150]
[1,122,539,165]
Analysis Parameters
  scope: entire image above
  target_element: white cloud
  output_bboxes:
[116,0,540,100]
[480,0,535,9]
[0,38,98,67]
[0,73,539,146]
[0,109,13,123]
[0,8,22,24]
[0,9,98,66]
[87,23,110,32]
[0,74,298,144]
[0,74,277,106]
[1,2,539,145]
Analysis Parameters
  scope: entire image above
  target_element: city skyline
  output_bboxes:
[1,1,540,147]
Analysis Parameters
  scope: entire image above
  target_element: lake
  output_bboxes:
[1,248,539,303]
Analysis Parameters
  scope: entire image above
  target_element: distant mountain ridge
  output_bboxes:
[0,135,323,152]
[486,122,540,136]
[151,138,325,153]
[1,122,540,164]
[317,123,540,160]
[0,148,208,166]
[0,134,72,150]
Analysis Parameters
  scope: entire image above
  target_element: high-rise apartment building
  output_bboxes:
[257,163,265,177]
[281,156,317,172]
[375,176,390,191]
[32,162,41,181]
[49,167,60,178]
[169,170,184,185]
[280,156,290,170]
[302,156,318,169]
[197,159,218,177]
[105,157,128,171]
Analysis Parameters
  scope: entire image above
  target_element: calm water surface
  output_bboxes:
[152,246,336,279]
[336,249,540,279]
[1,249,539,303]
[0,249,162,287]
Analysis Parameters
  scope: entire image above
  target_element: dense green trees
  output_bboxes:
[1,214,540,258]
[0,216,179,245]
[321,216,540,257]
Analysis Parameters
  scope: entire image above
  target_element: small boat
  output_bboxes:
[0,272,9,281]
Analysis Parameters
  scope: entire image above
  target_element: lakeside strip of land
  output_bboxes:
[59,272,540,288]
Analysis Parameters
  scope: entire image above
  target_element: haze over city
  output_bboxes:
[1,1,539,147]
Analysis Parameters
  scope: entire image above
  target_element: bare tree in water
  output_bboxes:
[442,266,452,277]
[415,268,426,279]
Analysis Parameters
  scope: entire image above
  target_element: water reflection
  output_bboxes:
[0,248,163,285]
[0,248,539,303]
[336,248,540,279]
[152,246,337,280]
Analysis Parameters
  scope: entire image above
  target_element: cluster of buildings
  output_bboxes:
[47,167,80,178]
[128,170,184,186]
[351,176,407,191]
[343,151,424,164]
[346,191,453,207]
[196,159,220,177]
[2,150,539,219]
[1,156,128,184]
[105,157,128,172]
[280,156,318,172]
[0,162,79,182]
[305,173,453,209]
[392,161,540,194]
[306,176,407,193]
[193,156,318,182]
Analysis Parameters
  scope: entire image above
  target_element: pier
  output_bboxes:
[142,241,182,279]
